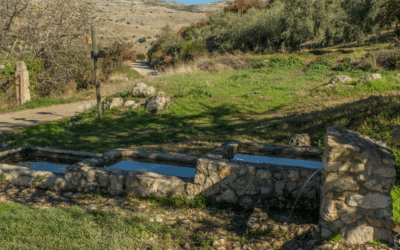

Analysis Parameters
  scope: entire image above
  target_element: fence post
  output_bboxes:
[14,61,30,106]
[91,25,102,121]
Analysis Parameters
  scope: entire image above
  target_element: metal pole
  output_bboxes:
[91,25,102,121]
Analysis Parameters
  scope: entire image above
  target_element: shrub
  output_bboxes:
[138,37,146,43]
[137,54,146,60]
[336,62,351,71]
[306,57,333,74]
[223,0,270,15]
[269,57,303,70]
[179,39,207,60]
[123,50,137,62]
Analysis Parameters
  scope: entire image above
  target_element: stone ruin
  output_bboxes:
[0,125,398,245]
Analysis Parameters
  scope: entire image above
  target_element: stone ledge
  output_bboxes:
[207,141,324,162]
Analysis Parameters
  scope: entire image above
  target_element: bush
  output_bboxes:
[137,54,146,60]
[336,62,351,71]
[223,0,270,15]
[306,57,333,74]
[179,39,207,60]
[138,37,147,43]
[269,57,304,70]
[123,50,137,62]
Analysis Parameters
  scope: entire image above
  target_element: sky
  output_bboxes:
[160,0,268,5]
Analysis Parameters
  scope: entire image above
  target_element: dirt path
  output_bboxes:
[126,60,161,77]
[0,61,159,135]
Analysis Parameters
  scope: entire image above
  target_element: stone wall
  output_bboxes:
[0,125,397,245]
[319,125,396,244]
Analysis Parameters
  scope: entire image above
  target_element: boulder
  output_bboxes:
[359,74,381,83]
[124,100,135,107]
[288,133,314,147]
[133,83,156,97]
[394,73,400,78]
[106,98,125,109]
[145,95,169,112]
[330,75,352,84]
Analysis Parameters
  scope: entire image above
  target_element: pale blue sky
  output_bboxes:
[160,0,268,5]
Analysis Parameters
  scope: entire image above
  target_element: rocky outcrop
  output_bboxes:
[330,75,352,84]
[359,74,381,83]
[103,83,172,113]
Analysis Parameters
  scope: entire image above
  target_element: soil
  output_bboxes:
[94,0,229,55]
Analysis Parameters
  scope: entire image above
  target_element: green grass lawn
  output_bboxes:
[1,44,400,249]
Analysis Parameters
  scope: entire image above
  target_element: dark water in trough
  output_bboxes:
[16,161,68,174]
[232,154,322,169]
[105,160,197,177]
[8,154,322,180]
[10,160,197,178]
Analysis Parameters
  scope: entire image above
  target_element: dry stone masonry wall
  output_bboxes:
[0,125,398,245]
[319,125,396,244]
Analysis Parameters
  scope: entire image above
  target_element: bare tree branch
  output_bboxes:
[0,0,109,98]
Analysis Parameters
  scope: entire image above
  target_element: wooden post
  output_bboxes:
[91,25,102,121]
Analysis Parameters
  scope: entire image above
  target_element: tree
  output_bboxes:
[0,0,108,97]
[379,0,400,37]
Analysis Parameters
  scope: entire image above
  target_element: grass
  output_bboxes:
[1,33,400,249]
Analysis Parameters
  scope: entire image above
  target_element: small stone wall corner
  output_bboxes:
[319,125,396,244]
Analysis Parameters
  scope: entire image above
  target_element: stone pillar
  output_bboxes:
[319,125,396,245]
[15,61,30,106]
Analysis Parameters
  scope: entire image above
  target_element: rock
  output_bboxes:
[325,84,334,88]
[308,110,318,116]
[330,75,352,84]
[106,98,125,109]
[125,171,187,198]
[320,227,332,238]
[132,83,156,97]
[288,133,314,147]
[131,100,146,109]
[367,95,383,100]
[145,95,169,112]
[393,125,400,145]
[124,100,135,107]
[359,74,381,83]
[394,73,400,78]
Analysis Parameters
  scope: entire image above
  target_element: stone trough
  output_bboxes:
[0,125,398,245]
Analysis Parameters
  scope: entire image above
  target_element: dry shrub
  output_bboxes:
[164,55,173,63]
[123,50,137,62]
[175,12,213,38]
[223,0,270,15]
[374,48,400,69]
